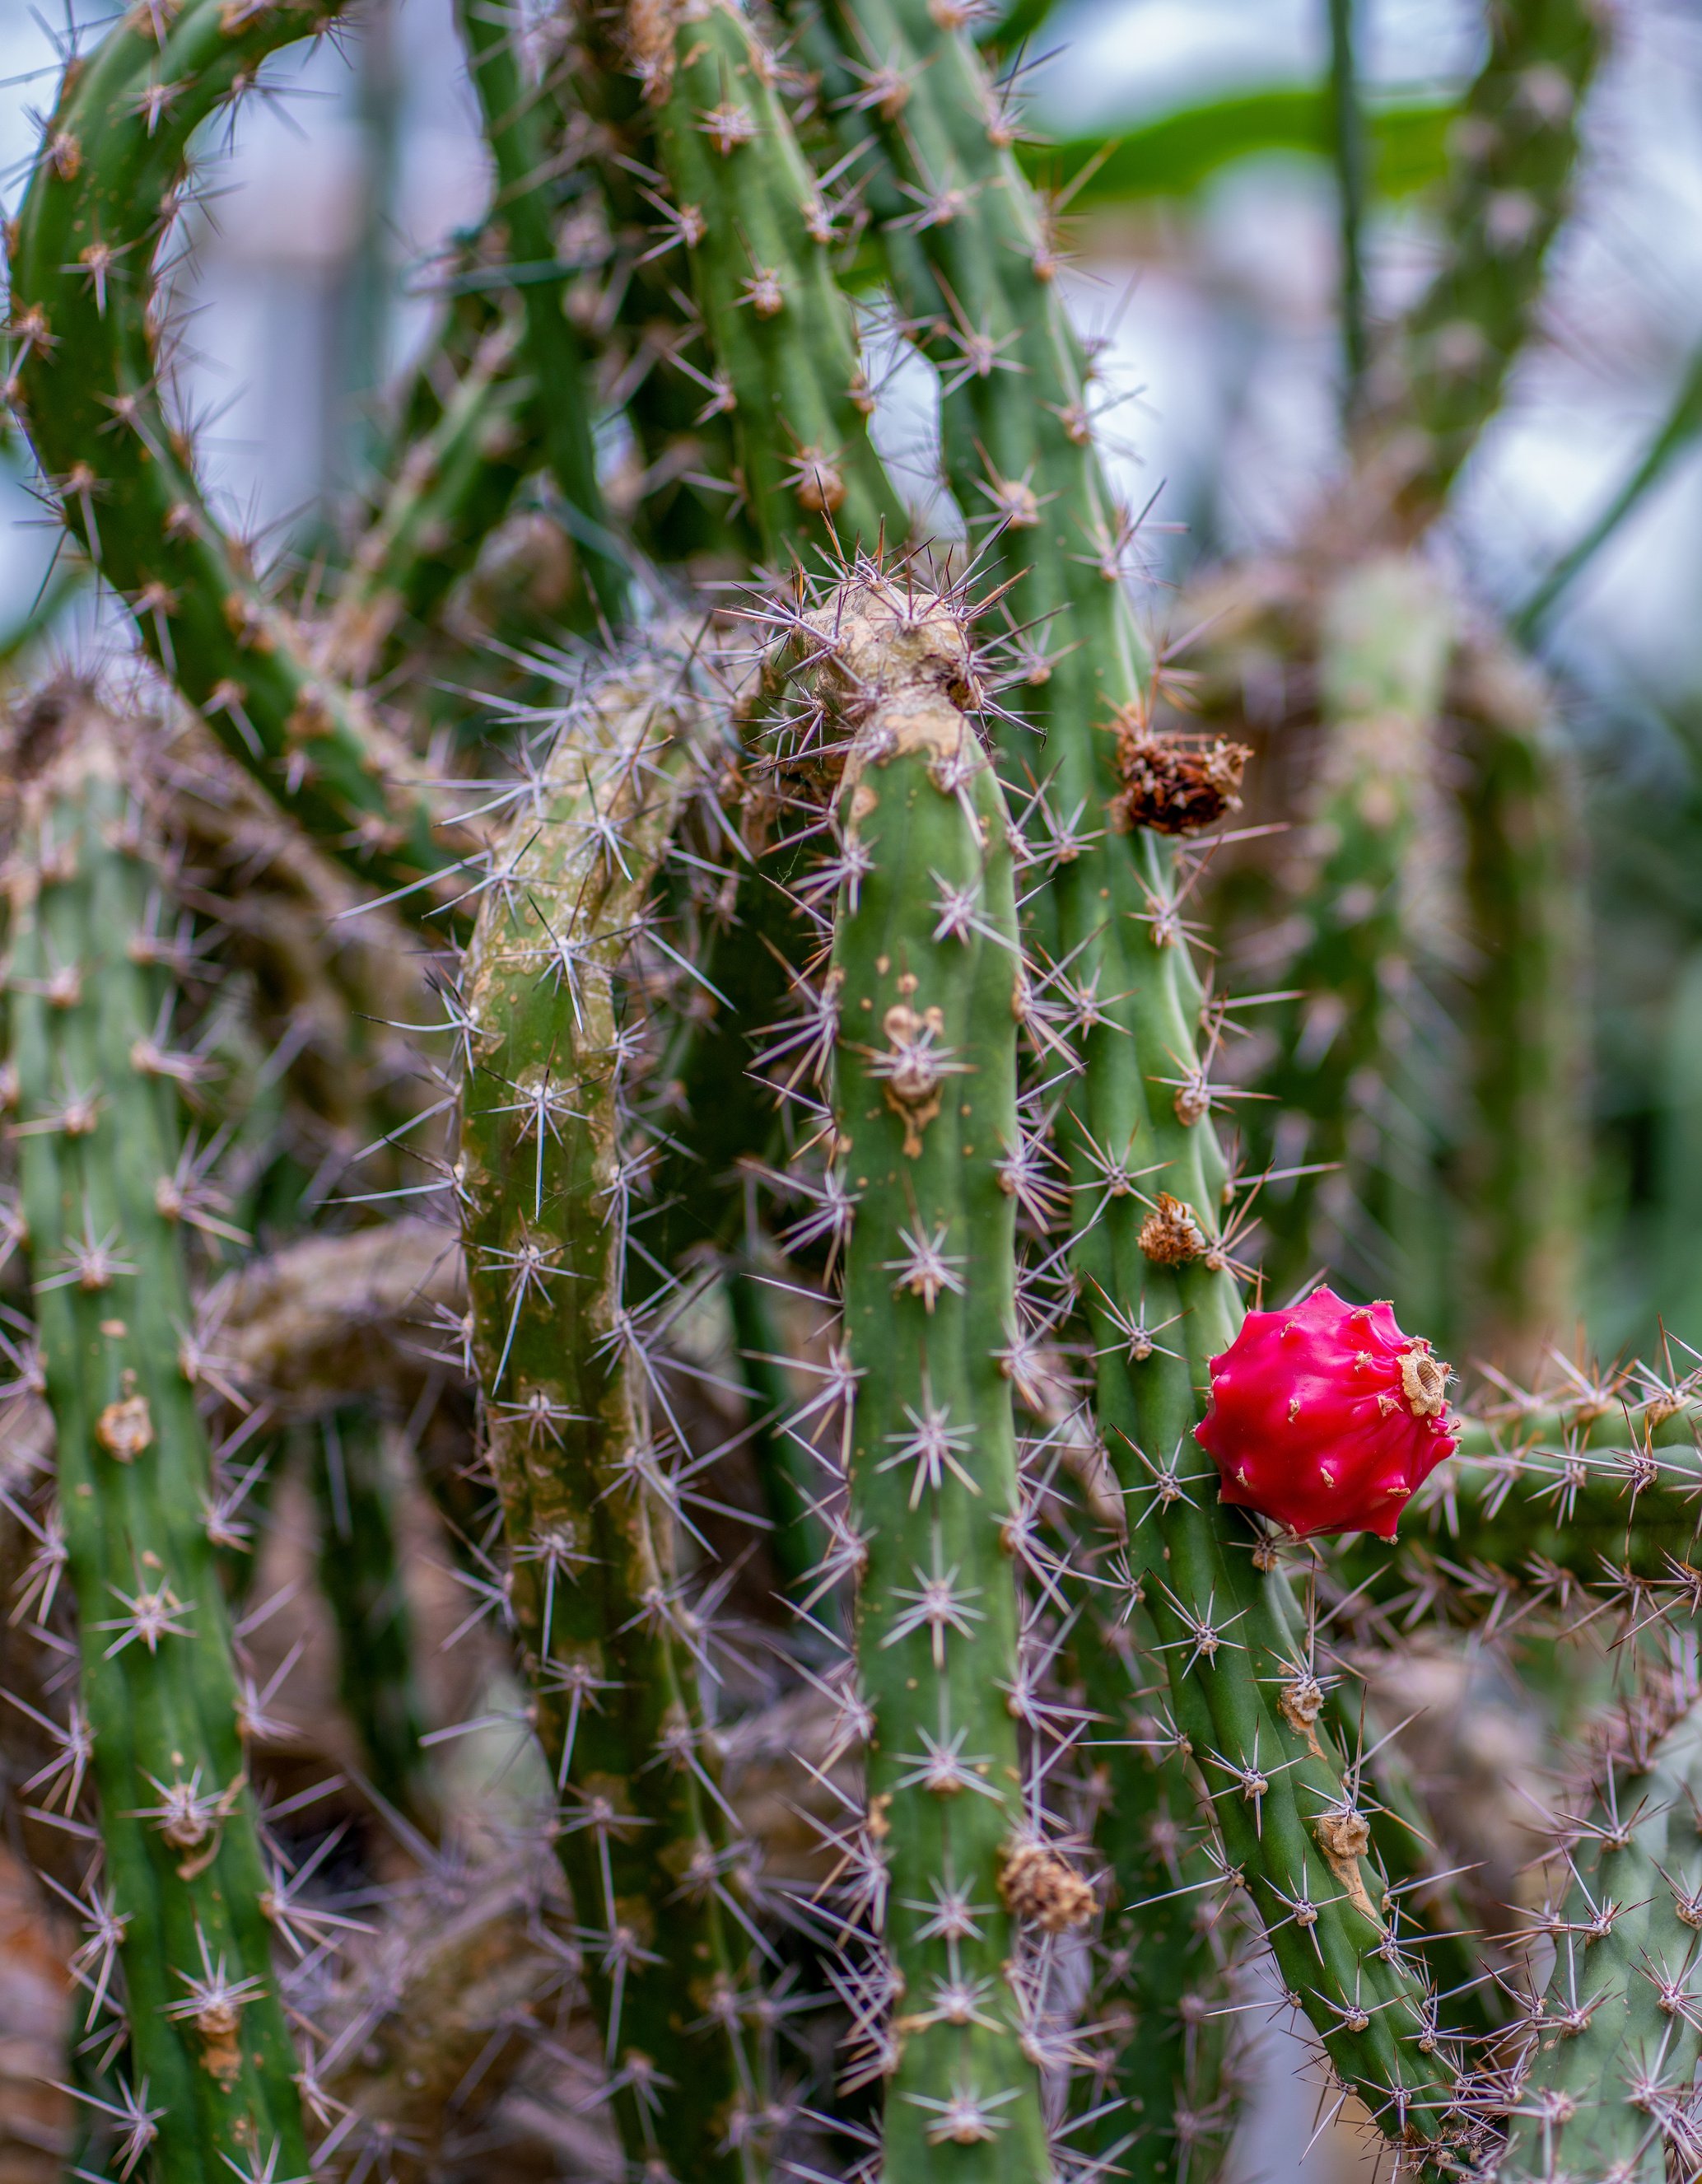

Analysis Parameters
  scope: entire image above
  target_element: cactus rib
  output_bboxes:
[4,688,308,2184]
[632,0,908,561]
[801,569,1052,2177]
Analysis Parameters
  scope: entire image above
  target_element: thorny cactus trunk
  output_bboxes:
[2,2,1701,2183]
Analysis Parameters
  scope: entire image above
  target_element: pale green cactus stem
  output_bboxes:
[798,568,1057,2179]
[1496,1686,1702,2181]
[632,0,908,561]
[3,687,308,2184]
[458,641,763,2181]
[4,0,468,913]
[1451,637,1585,1374]
[1254,555,1455,1308]
[1388,0,1603,527]
[811,0,1463,2140]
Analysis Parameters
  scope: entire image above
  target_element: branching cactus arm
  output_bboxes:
[458,646,762,2182]
[5,0,465,911]
[3,688,308,2184]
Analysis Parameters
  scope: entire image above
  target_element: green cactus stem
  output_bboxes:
[800,569,1055,2179]
[1452,637,1585,1374]
[549,1,765,575]
[458,640,762,2181]
[632,0,907,561]
[453,0,629,623]
[309,1407,436,1830]
[5,0,465,913]
[3,686,308,2184]
[1072,1597,1244,2184]
[1494,1683,1702,2181]
[1384,0,1602,525]
[325,311,539,684]
[1252,554,1455,1307]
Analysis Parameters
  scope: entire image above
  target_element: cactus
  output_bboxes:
[781,569,1054,2172]
[1385,0,1602,523]
[452,0,628,623]
[1452,637,1586,1372]
[7,1,1701,2181]
[1248,557,1455,1309]
[1494,1677,1702,2182]
[4,0,462,910]
[456,640,762,2180]
[2,687,307,2184]
[633,0,908,560]
[309,1407,436,1829]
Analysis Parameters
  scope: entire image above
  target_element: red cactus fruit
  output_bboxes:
[1194,1286,1456,1541]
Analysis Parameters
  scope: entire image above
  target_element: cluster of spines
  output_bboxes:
[2,686,308,2184]
[455,639,767,2180]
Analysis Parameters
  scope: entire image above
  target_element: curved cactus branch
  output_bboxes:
[4,0,470,915]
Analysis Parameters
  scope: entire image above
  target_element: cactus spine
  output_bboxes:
[3,688,307,2184]
[457,644,762,2180]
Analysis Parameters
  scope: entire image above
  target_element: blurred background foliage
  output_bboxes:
[8,0,1702,1366]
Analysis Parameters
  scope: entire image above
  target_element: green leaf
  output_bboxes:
[1018,85,1454,206]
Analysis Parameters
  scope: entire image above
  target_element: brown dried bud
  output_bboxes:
[1000,1841,1095,1934]
[1137,1192,1205,1265]
[1111,721,1251,837]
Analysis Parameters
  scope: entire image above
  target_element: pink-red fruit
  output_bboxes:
[1194,1287,1455,1540]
